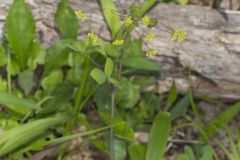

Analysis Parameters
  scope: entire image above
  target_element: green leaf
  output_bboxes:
[5,0,35,70]
[7,57,20,76]
[113,138,127,160]
[90,68,107,84]
[170,96,190,120]
[125,39,142,57]
[43,40,72,76]
[184,146,196,160]
[100,112,134,138]
[109,78,121,88]
[178,0,188,5]
[0,77,7,92]
[94,84,111,113]
[27,41,46,70]
[0,44,7,66]
[0,92,38,115]
[100,0,122,37]
[46,125,111,145]
[146,112,171,160]
[130,4,142,18]
[116,78,140,109]
[132,76,156,87]
[41,70,64,92]
[18,69,34,95]
[0,115,69,155]
[165,81,177,111]
[138,0,159,17]
[123,57,162,72]
[104,44,119,57]
[204,102,240,137]
[104,58,114,77]
[56,0,78,39]
[39,83,75,114]
[128,143,146,160]
[148,18,158,27]
[177,155,189,160]
[200,145,214,160]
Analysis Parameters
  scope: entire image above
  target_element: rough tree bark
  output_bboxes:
[0,0,240,100]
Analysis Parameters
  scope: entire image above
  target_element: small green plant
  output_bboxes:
[0,0,239,160]
[218,129,240,160]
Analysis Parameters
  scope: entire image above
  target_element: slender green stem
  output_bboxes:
[7,48,11,93]
[109,29,129,160]
[118,30,129,78]
[110,86,116,160]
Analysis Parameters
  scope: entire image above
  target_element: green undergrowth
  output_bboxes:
[0,0,239,160]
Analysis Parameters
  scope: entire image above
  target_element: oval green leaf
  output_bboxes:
[90,68,107,84]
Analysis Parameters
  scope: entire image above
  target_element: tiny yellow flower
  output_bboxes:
[124,15,133,27]
[88,32,97,42]
[144,32,155,40]
[170,29,186,42]
[75,10,86,22]
[141,15,150,26]
[112,39,124,45]
[146,49,158,57]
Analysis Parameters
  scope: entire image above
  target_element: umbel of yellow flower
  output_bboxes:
[146,49,158,57]
[171,29,186,42]
[75,10,86,22]
[88,32,97,42]
[141,15,150,26]
[124,15,133,27]
[112,39,124,45]
[144,32,155,40]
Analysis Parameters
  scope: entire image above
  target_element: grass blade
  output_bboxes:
[0,115,69,155]
[204,102,240,137]
[0,92,39,115]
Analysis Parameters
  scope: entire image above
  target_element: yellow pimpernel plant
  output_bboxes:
[146,49,158,57]
[144,32,155,40]
[141,15,151,26]
[112,39,124,45]
[75,9,86,22]
[170,29,186,42]
[124,15,133,27]
[88,32,97,42]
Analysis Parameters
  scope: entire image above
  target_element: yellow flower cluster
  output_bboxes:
[75,10,86,22]
[124,15,133,27]
[141,15,150,26]
[146,49,158,57]
[112,39,124,45]
[88,32,97,42]
[144,32,155,40]
[170,29,186,42]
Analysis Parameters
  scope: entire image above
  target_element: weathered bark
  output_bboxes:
[0,0,240,100]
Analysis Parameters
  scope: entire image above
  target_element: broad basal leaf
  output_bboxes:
[56,0,78,39]
[146,112,171,160]
[5,0,35,70]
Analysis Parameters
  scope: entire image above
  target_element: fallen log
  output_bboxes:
[0,0,240,100]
